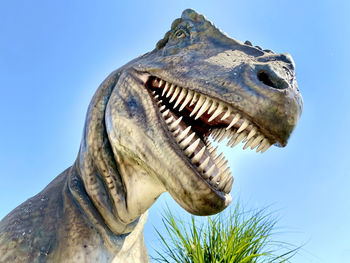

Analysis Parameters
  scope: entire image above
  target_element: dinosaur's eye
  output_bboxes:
[174,29,186,39]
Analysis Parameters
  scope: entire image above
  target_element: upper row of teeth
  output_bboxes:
[155,79,271,153]
[211,127,270,153]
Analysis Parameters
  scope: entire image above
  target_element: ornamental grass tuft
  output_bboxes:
[152,204,298,263]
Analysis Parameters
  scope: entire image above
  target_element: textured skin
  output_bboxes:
[0,9,302,263]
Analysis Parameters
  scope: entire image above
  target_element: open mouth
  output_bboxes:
[145,76,273,195]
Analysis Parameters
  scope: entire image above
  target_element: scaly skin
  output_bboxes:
[0,9,302,263]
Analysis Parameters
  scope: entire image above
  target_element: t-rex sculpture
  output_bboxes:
[0,9,302,263]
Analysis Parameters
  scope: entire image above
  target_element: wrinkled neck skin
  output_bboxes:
[70,69,165,237]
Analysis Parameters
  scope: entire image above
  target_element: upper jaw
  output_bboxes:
[140,68,285,143]
[134,50,301,147]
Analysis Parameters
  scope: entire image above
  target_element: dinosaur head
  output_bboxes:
[80,9,302,226]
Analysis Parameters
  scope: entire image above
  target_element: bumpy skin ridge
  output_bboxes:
[0,9,302,263]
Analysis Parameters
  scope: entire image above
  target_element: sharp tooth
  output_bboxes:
[211,129,220,141]
[207,100,218,115]
[250,135,264,149]
[231,131,247,148]
[166,84,175,98]
[227,132,239,146]
[223,177,233,193]
[220,166,230,179]
[165,116,174,124]
[195,98,211,120]
[174,88,187,109]
[220,107,231,121]
[189,92,200,106]
[216,128,226,140]
[218,129,231,143]
[206,164,216,178]
[157,100,163,105]
[162,82,169,96]
[207,143,213,151]
[189,95,206,117]
[179,90,194,111]
[215,129,226,142]
[185,138,200,156]
[169,116,183,131]
[214,129,225,142]
[215,153,227,168]
[217,171,231,191]
[229,137,239,147]
[237,119,249,133]
[221,169,231,182]
[210,170,222,185]
[215,153,226,168]
[172,127,181,136]
[210,129,219,138]
[245,127,257,142]
[205,137,212,145]
[158,79,164,88]
[169,86,181,103]
[256,138,269,152]
[243,136,255,150]
[214,152,223,162]
[154,95,159,100]
[152,91,156,95]
[159,105,166,111]
[226,114,241,130]
[162,109,170,117]
[261,142,271,153]
[218,159,228,170]
[179,132,196,149]
[210,146,218,156]
[176,126,191,142]
[198,156,210,172]
[208,102,224,122]
[191,146,206,164]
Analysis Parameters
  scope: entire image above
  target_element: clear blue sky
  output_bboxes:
[0,1,349,262]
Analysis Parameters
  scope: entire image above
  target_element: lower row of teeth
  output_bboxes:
[160,104,233,194]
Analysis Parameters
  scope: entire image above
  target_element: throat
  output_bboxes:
[69,161,140,235]
[68,164,149,256]
[117,156,166,219]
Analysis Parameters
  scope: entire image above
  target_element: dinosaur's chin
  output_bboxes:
[169,187,232,216]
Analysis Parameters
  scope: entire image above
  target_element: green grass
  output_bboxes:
[152,204,298,263]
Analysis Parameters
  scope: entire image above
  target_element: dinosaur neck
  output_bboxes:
[69,69,163,237]
[70,69,138,235]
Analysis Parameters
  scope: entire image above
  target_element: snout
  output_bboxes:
[242,54,302,146]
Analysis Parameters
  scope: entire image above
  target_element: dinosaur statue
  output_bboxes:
[0,9,302,263]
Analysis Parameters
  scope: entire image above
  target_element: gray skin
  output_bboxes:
[0,9,302,263]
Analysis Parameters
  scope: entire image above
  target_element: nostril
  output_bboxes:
[257,70,288,90]
[257,71,275,88]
